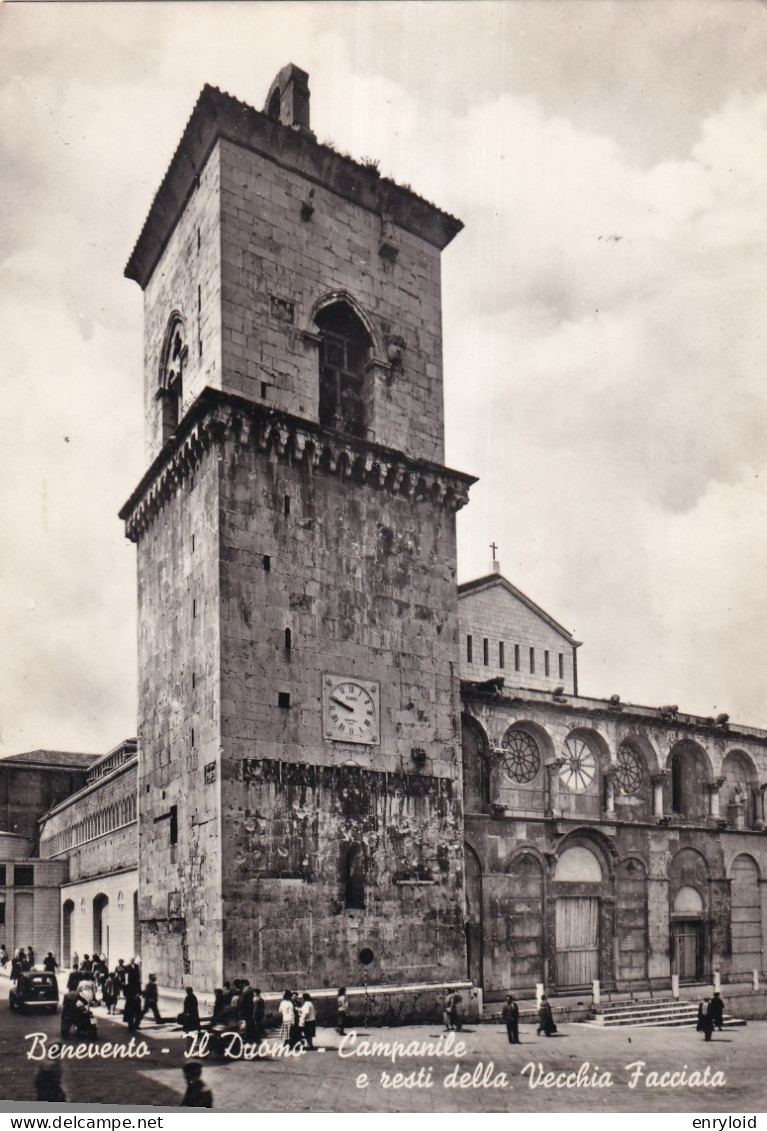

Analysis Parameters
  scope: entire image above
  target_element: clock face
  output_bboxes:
[322,676,380,745]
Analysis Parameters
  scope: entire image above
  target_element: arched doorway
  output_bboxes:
[464,844,483,990]
[554,845,603,987]
[671,886,704,980]
[93,893,109,959]
[62,900,74,968]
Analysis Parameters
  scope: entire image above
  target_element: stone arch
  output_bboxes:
[496,719,551,813]
[616,856,649,983]
[462,713,490,814]
[613,736,655,820]
[158,312,187,443]
[551,832,613,989]
[506,849,545,992]
[669,847,709,981]
[730,853,762,975]
[314,298,374,438]
[666,740,712,820]
[310,291,382,356]
[721,750,758,828]
[92,892,109,959]
[559,727,608,819]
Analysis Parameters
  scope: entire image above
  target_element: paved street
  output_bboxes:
[1,991,765,1113]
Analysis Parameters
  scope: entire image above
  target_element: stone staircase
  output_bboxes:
[583,997,747,1029]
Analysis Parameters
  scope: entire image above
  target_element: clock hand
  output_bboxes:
[330,695,354,712]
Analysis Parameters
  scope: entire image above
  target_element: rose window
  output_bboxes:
[560,736,597,792]
[500,728,541,783]
[615,743,644,795]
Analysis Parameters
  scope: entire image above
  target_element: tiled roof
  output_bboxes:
[0,750,100,769]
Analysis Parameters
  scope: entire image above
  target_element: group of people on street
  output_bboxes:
[66,954,164,1030]
[278,990,318,1050]
[697,991,725,1040]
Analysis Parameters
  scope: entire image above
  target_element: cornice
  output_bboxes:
[120,388,477,543]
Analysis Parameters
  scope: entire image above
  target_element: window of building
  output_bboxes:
[529,647,535,674]
[0,865,5,885]
[169,805,178,846]
[14,866,34,886]
[343,845,365,910]
[278,692,291,709]
[315,302,371,438]
[544,650,550,676]
[467,635,473,663]
[159,316,187,443]
[559,653,564,679]
[499,642,505,669]
[483,638,489,666]
[514,644,520,671]
[284,628,292,652]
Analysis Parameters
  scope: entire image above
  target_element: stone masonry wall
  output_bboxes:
[459,586,576,694]
[217,433,463,779]
[221,759,466,989]
[135,442,223,989]
[142,147,222,464]
[218,138,447,466]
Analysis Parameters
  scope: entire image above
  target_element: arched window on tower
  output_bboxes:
[315,303,371,439]
[159,316,188,443]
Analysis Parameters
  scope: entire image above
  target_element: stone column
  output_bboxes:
[756,784,767,830]
[603,765,617,817]
[546,758,567,817]
[708,776,726,820]
[651,771,669,818]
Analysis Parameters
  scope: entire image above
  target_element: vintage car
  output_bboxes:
[9,971,59,1014]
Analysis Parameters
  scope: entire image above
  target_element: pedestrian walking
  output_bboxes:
[103,973,118,1015]
[697,998,714,1041]
[537,994,557,1036]
[502,994,520,1043]
[142,973,163,1023]
[278,990,295,1047]
[299,993,316,1050]
[181,986,200,1032]
[709,991,725,1032]
[43,952,58,973]
[443,987,462,1031]
[180,1062,212,1108]
[253,988,265,1040]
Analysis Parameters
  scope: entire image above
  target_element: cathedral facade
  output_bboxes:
[4,65,765,1012]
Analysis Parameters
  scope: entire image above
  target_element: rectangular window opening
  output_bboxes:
[192,671,196,689]
[545,650,550,677]
[529,647,535,674]
[278,692,291,709]
[192,598,197,619]
[466,635,473,663]
[169,805,178,846]
[261,382,268,400]
[263,555,271,572]
[284,627,292,652]
[284,495,291,517]
[197,228,201,251]
[559,653,564,679]
[514,644,520,671]
[482,637,489,666]
[499,642,505,669]
[14,865,34,886]
[191,728,195,748]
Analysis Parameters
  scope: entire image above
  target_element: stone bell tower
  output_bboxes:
[120,65,475,992]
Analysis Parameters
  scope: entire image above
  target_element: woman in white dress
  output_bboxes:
[278,989,295,1047]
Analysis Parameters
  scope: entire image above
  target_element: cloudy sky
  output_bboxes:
[1,0,766,755]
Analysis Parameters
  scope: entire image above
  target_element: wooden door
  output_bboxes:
[556,897,599,986]
[672,920,700,980]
